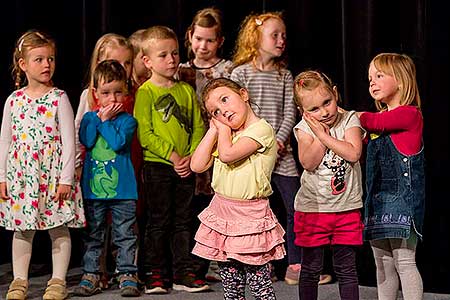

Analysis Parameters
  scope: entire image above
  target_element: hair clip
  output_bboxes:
[18,38,24,53]
[298,79,304,87]
[255,18,263,26]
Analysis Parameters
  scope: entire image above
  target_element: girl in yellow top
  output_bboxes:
[191,78,285,300]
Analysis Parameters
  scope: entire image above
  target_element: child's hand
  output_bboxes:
[0,182,9,200]
[174,155,192,178]
[303,112,330,136]
[211,118,231,135]
[54,184,72,201]
[276,139,286,155]
[98,103,123,122]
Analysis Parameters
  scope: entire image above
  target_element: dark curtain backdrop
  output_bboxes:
[0,0,448,293]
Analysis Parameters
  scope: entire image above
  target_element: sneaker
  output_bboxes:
[205,261,221,282]
[73,273,102,296]
[144,273,169,295]
[119,274,140,297]
[319,274,333,285]
[173,273,210,293]
[284,264,301,285]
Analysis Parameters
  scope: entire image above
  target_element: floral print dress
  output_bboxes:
[0,88,85,231]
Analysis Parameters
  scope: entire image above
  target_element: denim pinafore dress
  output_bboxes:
[363,133,425,241]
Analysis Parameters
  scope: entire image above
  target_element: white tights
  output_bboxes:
[370,234,423,300]
[12,226,71,281]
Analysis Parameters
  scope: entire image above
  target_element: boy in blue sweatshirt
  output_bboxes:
[75,60,139,297]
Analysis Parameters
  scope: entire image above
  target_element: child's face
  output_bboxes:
[205,86,250,130]
[133,49,149,79]
[19,45,55,85]
[94,79,126,108]
[143,38,180,80]
[189,25,223,62]
[259,18,286,59]
[300,86,338,127]
[368,62,400,106]
[104,46,133,80]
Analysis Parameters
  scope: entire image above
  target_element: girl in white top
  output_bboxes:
[293,70,364,300]
[191,78,285,300]
[0,30,85,300]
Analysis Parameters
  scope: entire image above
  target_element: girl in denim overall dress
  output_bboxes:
[358,53,425,300]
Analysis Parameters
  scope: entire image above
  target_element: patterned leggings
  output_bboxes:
[218,260,276,300]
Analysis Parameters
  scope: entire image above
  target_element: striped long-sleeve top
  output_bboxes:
[231,63,299,177]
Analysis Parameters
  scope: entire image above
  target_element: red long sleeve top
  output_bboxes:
[359,105,423,155]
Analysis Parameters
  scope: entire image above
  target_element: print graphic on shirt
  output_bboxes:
[154,93,192,134]
[90,136,118,198]
[323,149,348,195]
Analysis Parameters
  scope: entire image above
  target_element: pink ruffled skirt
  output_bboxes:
[192,194,286,265]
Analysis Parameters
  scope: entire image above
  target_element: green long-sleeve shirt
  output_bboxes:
[134,80,205,165]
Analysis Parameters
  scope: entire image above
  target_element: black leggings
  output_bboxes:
[299,245,359,300]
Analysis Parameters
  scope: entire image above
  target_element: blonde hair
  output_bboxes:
[86,33,133,109]
[370,53,421,111]
[142,26,178,56]
[12,30,55,89]
[128,29,150,86]
[184,7,224,60]
[232,11,287,70]
[293,70,339,113]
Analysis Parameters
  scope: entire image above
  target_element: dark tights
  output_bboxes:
[299,245,359,300]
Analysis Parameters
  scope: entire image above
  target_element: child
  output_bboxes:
[74,33,134,288]
[134,25,207,294]
[359,53,425,300]
[293,70,365,300]
[129,29,151,89]
[191,77,286,300]
[74,60,140,297]
[0,29,85,300]
[179,6,233,282]
[230,11,302,283]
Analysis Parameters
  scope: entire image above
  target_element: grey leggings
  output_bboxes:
[370,233,423,300]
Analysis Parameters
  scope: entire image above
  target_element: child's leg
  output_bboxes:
[12,230,36,279]
[82,200,107,274]
[48,226,71,280]
[110,200,138,274]
[299,246,324,300]
[331,245,359,300]
[391,235,423,300]
[218,261,246,300]
[246,263,276,300]
[370,239,399,300]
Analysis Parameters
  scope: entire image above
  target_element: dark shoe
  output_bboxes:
[72,273,101,297]
[144,273,169,295]
[173,273,210,293]
[119,274,140,297]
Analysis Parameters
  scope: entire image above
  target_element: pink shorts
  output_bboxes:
[294,209,363,247]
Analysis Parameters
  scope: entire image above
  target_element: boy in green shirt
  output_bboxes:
[134,25,207,294]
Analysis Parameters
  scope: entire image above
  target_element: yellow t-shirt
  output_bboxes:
[211,119,277,200]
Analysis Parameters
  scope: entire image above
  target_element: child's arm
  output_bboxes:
[74,89,90,168]
[0,99,12,199]
[359,106,421,133]
[55,93,76,201]
[276,71,298,149]
[214,118,261,164]
[295,127,327,171]
[79,112,100,149]
[304,113,363,163]
[97,114,137,152]
[190,121,218,173]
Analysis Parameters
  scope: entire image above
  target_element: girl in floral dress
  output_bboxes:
[0,30,85,300]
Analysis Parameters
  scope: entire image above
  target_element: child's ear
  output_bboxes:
[92,87,98,100]
[333,85,339,98]
[142,55,152,69]
[240,88,249,102]
[18,58,27,72]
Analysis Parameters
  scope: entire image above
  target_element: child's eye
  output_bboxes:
[48,57,55,62]
[35,58,42,62]
[212,109,220,116]
[221,96,228,103]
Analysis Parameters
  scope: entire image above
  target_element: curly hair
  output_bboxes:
[232,11,287,70]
